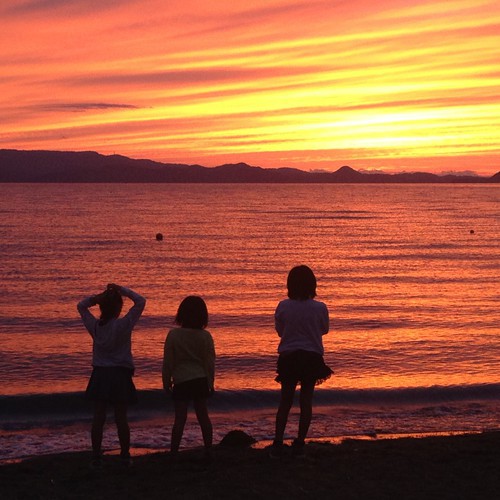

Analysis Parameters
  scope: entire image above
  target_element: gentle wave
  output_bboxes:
[2,383,499,429]
[4,308,499,334]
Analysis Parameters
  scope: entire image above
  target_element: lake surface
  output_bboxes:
[1,183,499,460]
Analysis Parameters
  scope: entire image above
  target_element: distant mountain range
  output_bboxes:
[1,149,499,183]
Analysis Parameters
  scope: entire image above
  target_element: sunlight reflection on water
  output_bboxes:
[0,183,498,395]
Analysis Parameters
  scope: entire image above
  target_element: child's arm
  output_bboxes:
[320,303,330,335]
[274,302,285,337]
[206,334,216,391]
[116,285,146,328]
[77,295,99,336]
[162,333,173,392]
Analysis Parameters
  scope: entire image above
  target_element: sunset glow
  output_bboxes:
[2,0,500,174]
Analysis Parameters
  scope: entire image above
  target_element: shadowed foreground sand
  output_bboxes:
[1,432,498,499]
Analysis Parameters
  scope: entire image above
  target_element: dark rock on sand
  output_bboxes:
[219,430,257,447]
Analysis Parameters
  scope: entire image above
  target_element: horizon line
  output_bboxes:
[2,147,498,179]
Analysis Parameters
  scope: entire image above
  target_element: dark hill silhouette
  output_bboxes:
[0,149,497,183]
[490,171,500,182]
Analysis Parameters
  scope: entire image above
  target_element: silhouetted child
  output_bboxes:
[162,296,215,459]
[77,283,146,468]
[271,265,332,458]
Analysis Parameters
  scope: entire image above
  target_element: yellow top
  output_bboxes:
[162,327,215,390]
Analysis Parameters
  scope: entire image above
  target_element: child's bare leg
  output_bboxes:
[274,381,296,443]
[194,398,213,450]
[114,402,130,456]
[298,381,315,442]
[91,401,107,456]
[171,400,188,453]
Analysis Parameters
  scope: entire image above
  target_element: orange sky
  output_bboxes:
[1,0,500,174]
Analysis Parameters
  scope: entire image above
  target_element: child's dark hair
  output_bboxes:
[287,265,317,300]
[175,296,208,329]
[98,288,123,325]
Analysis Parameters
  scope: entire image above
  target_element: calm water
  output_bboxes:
[0,183,499,459]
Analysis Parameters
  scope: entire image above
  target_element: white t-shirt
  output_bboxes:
[77,287,146,369]
[275,298,329,355]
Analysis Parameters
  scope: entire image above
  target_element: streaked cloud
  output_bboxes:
[39,102,139,112]
[1,0,499,173]
[1,0,135,16]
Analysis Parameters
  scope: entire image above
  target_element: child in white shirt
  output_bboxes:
[271,266,332,458]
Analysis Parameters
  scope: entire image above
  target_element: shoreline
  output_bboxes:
[1,431,499,499]
[1,429,485,466]
[2,396,499,464]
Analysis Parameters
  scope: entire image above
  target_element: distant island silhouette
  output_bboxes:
[1,149,498,183]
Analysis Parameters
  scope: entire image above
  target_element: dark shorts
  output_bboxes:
[172,377,211,401]
[275,350,332,386]
[86,366,137,404]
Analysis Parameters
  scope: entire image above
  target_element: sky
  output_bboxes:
[1,0,500,175]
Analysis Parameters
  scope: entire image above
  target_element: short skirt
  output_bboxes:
[86,366,137,404]
[172,377,212,401]
[275,349,333,386]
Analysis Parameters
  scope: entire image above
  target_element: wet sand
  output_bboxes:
[1,431,498,499]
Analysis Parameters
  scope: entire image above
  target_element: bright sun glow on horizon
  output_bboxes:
[1,0,500,175]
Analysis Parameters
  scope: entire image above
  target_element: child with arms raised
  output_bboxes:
[77,283,146,468]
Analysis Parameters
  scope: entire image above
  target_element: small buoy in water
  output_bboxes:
[156,233,163,241]
[470,229,475,234]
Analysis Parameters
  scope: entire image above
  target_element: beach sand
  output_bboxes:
[1,431,498,499]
